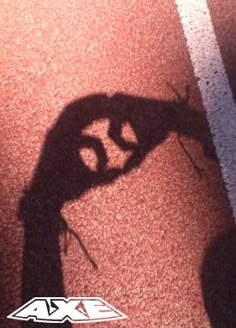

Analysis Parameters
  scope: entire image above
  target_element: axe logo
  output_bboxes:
[7,297,127,323]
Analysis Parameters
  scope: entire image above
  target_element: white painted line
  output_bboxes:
[175,0,236,220]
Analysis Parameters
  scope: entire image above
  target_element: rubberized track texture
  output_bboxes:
[0,1,235,327]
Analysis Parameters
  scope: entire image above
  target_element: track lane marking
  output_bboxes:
[175,0,236,220]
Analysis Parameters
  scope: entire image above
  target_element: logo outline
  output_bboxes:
[7,297,128,323]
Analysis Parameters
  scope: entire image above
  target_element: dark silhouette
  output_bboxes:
[201,226,236,328]
[18,88,216,327]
